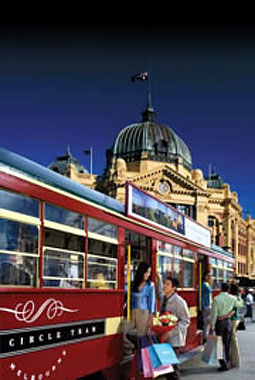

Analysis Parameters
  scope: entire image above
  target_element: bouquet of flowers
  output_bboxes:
[152,312,178,342]
[158,311,178,326]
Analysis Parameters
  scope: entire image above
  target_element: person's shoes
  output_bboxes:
[218,359,228,371]
[217,366,228,372]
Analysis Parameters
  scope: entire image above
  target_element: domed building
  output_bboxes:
[102,97,209,224]
[100,98,255,284]
[48,100,255,285]
[111,96,192,171]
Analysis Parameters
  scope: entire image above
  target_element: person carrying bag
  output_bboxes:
[156,275,190,380]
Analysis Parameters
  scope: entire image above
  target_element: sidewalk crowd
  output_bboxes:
[125,263,255,380]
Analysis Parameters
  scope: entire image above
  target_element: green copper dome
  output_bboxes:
[112,99,192,170]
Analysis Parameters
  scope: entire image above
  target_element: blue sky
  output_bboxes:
[0,23,255,216]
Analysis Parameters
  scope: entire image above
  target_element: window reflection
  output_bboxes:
[0,189,38,217]
[158,255,173,280]
[87,238,118,289]
[0,253,37,286]
[45,203,85,230]
[43,249,84,288]
[0,219,38,253]
[44,228,85,252]
[88,218,117,239]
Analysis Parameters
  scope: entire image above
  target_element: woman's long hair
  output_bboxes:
[132,262,151,293]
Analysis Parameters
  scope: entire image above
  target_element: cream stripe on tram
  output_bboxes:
[0,208,40,226]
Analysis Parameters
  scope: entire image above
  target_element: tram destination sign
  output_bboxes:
[126,183,211,248]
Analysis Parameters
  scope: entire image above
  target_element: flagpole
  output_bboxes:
[90,146,93,175]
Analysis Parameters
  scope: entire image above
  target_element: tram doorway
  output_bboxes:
[197,254,208,330]
[124,230,152,319]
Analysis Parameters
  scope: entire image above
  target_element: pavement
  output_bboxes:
[180,319,255,380]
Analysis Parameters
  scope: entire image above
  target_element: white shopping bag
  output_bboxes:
[216,336,224,360]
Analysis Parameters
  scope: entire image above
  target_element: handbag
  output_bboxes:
[237,320,246,330]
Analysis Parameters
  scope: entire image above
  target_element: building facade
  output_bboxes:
[50,102,255,284]
[100,100,255,284]
[49,146,97,189]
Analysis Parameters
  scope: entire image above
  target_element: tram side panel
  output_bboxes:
[0,290,124,380]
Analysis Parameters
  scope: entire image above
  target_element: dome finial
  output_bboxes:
[142,92,156,122]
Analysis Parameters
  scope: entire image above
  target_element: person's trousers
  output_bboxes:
[215,318,232,369]
[231,320,241,367]
[132,309,150,336]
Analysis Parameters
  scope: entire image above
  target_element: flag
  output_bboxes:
[131,71,149,82]
[84,149,91,155]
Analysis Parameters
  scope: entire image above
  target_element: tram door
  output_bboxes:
[197,254,208,329]
[124,230,152,319]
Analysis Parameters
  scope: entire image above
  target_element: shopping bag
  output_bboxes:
[141,347,153,378]
[216,336,223,360]
[148,343,180,366]
[137,335,158,373]
[153,364,174,378]
[201,335,217,365]
[147,343,175,378]
[137,336,151,373]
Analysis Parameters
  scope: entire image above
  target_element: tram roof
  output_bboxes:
[0,148,125,214]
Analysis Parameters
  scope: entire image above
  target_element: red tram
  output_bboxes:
[0,148,235,380]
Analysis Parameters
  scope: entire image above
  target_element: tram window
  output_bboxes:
[45,203,85,230]
[87,255,117,290]
[88,239,117,258]
[183,249,195,260]
[210,257,216,265]
[43,249,84,288]
[0,189,39,217]
[157,241,173,255]
[0,254,37,286]
[44,228,85,252]
[125,231,151,265]
[0,219,38,253]
[183,261,194,287]
[173,246,182,286]
[182,249,195,288]
[88,218,117,239]
[157,255,173,280]
[87,239,118,289]
[211,266,217,278]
